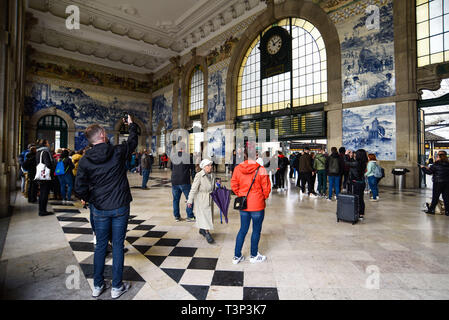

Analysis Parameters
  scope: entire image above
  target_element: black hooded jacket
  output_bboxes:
[422,160,449,183]
[74,123,138,210]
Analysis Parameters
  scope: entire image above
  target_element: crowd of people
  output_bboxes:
[18,122,449,299]
[19,142,89,214]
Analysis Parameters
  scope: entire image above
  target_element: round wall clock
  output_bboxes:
[267,34,282,55]
[259,26,292,79]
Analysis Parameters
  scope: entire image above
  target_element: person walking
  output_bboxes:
[339,147,349,191]
[187,159,215,244]
[141,150,151,189]
[345,149,368,220]
[231,149,271,264]
[275,151,288,192]
[74,114,137,299]
[35,139,54,216]
[56,149,75,204]
[313,148,327,197]
[299,147,317,197]
[366,154,380,202]
[421,151,449,216]
[326,147,344,201]
[289,153,297,179]
[171,148,195,222]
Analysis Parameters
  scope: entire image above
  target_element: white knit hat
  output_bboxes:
[200,159,213,169]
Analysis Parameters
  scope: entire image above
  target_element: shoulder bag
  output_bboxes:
[234,166,260,210]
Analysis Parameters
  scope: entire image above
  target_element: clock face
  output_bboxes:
[267,34,282,55]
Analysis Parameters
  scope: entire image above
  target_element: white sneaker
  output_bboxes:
[250,253,266,263]
[111,282,130,299]
[232,255,245,265]
[309,193,318,198]
[277,188,281,192]
[92,283,107,298]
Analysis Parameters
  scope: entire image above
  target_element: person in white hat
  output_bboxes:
[187,159,215,244]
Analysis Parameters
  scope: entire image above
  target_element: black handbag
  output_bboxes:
[234,166,260,210]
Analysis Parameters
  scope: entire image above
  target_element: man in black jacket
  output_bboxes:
[74,115,137,299]
[36,139,54,216]
[171,143,195,222]
[421,151,449,215]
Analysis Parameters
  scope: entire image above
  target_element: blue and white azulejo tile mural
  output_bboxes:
[207,66,227,124]
[206,125,226,160]
[24,81,150,151]
[152,91,173,131]
[338,0,395,104]
[342,103,396,161]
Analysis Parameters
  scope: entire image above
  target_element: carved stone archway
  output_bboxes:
[113,117,148,150]
[226,0,342,122]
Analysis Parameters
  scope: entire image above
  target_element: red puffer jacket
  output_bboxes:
[231,160,271,212]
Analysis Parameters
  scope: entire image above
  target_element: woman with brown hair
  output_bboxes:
[421,151,449,216]
[365,153,380,202]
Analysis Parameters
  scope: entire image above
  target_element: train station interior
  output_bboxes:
[1,0,449,300]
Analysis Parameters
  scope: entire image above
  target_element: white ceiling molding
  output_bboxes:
[28,42,152,75]
[26,0,267,73]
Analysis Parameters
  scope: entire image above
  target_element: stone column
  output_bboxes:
[170,56,181,130]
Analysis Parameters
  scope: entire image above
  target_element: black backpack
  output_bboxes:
[328,156,340,175]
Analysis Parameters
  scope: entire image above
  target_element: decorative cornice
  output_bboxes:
[26,74,152,100]
[29,50,149,81]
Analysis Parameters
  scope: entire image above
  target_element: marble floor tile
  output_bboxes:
[206,285,244,300]
[3,171,449,300]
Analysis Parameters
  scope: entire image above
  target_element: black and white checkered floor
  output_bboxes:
[52,200,279,300]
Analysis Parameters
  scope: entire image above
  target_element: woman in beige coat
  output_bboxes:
[187,159,215,244]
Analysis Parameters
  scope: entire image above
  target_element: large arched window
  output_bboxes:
[189,66,204,116]
[416,0,449,67]
[237,18,327,116]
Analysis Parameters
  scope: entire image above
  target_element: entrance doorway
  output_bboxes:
[36,115,68,150]
[118,121,141,146]
[418,79,449,188]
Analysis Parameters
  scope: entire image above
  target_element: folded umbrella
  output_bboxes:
[210,186,231,224]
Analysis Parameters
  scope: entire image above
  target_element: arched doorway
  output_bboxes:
[118,121,141,144]
[36,115,68,150]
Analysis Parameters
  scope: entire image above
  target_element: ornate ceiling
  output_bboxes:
[26,0,267,74]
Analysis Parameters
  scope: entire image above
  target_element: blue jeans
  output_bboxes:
[91,204,129,289]
[317,170,327,194]
[142,169,150,188]
[328,176,341,199]
[172,184,194,219]
[367,175,379,199]
[234,210,265,258]
[57,173,73,200]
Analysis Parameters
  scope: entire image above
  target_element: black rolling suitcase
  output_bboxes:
[336,193,359,225]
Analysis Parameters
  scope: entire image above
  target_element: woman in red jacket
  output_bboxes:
[231,149,271,264]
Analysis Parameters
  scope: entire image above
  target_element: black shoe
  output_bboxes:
[445,212,449,216]
[425,210,435,215]
[39,211,54,216]
[199,229,206,237]
[205,232,214,244]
